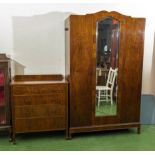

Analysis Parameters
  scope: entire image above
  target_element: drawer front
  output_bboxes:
[13,93,65,106]
[15,104,66,118]
[15,117,65,133]
[12,83,68,133]
[12,84,65,95]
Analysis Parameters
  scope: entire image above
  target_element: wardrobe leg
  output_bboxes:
[12,132,16,145]
[66,132,72,140]
[9,127,13,142]
[65,129,69,140]
[137,126,141,134]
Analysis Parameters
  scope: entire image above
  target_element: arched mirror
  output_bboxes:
[96,17,120,117]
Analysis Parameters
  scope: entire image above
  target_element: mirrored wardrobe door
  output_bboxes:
[95,17,120,117]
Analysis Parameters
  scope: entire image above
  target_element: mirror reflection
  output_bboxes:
[96,17,119,117]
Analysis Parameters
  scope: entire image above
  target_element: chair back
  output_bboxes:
[106,67,118,89]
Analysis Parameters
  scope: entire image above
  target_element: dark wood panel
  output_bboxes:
[69,122,140,134]
[69,15,94,127]
[13,74,63,81]
[13,93,65,106]
[12,84,65,95]
[70,15,94,72]
[70,71,93,127]
[15,104,66,118]
[120,18,145,123]
[15,117,66,133]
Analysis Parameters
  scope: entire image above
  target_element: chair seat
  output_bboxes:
[96,67,118,107]
[96,86,111,91]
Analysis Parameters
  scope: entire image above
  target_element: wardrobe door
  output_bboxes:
[69,15,94,128]
[120,18,145,124]
[93,12,145,127]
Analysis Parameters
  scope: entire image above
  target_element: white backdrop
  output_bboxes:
[0,3,155,94]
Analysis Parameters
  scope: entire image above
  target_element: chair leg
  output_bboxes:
[110,90,113,106]
[106,90,108,102]
[98,90,101,108]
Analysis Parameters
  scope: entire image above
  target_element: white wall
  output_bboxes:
[0,3,155,94]
[0,5,13,55]
[12,11,70,74]
[150,33,155,95]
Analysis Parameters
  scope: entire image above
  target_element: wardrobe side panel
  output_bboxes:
[65,18,70,80]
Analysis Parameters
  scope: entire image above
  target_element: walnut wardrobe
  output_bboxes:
[65,11,145,138]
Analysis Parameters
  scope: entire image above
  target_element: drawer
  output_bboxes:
[15,117,66,133]
[13,93,65,106]
[14,104,66,118]
[12,84,66,95]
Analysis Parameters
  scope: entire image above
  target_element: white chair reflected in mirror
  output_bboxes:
[96,67,118,108]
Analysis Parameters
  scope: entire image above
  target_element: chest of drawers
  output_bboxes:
[11,75,68,144]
